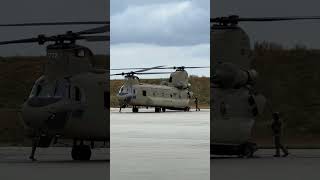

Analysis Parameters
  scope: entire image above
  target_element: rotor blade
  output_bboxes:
[82,35,110,42]
[110,73,125,76]
[156,66,210,69]
[134,65,166,73]
[77,25,109,35]
[0,21,109,27]
[110,71,171,76]
[111,67,150,70]
[0,37,40,45]
[135,72,172,75]
[211,15,320,24]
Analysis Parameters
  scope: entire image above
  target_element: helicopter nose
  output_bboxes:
[21,97,70,131]
[21,104,51,129]
[21,105,69,131]
[117,93,133,105]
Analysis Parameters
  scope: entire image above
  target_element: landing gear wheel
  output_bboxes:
[162,108,166,112]
[72,145,92,161]
[155,107,161,113]
[184,107,190,112]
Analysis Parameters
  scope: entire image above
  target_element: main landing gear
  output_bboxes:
[132,106,139,113]
[154,107,166,112]
[29,136,92,161]
[71,140,92,161]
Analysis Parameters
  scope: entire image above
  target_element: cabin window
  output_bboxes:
[133,89,136,94]
[75,87,81,101]
[143,90,147,96]
[170,94,173,98]
[35,85,42,96]
[104,91,109,109]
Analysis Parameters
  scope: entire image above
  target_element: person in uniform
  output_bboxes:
[271,112,289,157]
[195,97,200,111]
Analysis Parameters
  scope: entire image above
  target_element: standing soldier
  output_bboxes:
[195,97,200,111]
[271,112,289,157]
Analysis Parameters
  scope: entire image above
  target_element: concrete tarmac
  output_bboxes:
[211,149,320,180]
[111,108,210,180]
[0,147,109,180]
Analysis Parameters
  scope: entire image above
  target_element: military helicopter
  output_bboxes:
[210,15,320,157]
[111,66,208,112]
[0,21,109,161]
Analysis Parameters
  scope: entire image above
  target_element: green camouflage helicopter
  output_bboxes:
[0,21,109,161]
[211,15,320,157]
[111,66,208,112]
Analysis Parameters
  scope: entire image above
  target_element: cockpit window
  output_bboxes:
[30,79,69,98]
[118,86,124,94]
[76,49,85,57]
[35,85,42,96]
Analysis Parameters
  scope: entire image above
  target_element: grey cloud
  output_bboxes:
[111,1,210,46]
[110,43,210,78]
[111,0,209,15]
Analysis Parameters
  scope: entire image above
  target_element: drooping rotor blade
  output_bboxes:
[110,71,171,76]
[111,66,209,71]
[211,15,320,25]
[77,25,109,35]
[0,21,109,27]
[135,72,172,75]
[111,67,151,70]
[156,66,210,70]
[82,35,110,42]
[0,37,41,45]
[110,73,126,76]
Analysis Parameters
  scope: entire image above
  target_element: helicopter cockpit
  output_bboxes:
[28,78,70,107]
[30,79,69,98]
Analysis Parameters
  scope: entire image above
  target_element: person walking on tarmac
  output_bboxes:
[194,97,200,111]
[271,112,289,157]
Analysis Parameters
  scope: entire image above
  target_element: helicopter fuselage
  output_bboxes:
[118,83,191,111]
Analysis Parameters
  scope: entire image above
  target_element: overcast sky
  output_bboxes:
[0,0,109,56]
[212,0,320,49]
[110,0,210,78]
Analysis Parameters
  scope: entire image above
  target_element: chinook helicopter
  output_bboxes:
[0,21,109,160]
[211,15,320,157]
[111,66,208,112]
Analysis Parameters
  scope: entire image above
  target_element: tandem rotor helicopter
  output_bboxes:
[111,66,208,112]
[0,21,109,161]
[211,15,320,157]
